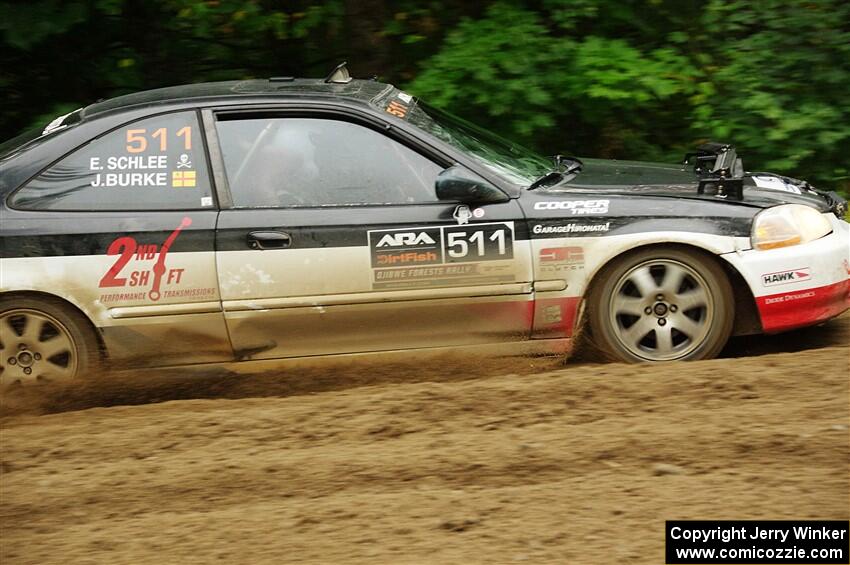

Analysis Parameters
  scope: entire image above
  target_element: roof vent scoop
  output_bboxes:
[324,61,352,84]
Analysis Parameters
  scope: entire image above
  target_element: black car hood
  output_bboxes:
[539,158,833,212]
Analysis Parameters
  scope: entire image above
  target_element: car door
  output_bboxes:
[207,108,534,360]
[3,109,232,366]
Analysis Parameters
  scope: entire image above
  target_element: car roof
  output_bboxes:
[81,78,392,119]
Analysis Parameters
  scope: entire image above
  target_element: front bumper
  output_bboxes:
[723,214,850,333]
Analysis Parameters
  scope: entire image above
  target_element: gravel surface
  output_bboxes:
[1,316,848,564]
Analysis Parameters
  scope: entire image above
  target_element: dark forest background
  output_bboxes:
[1,0,848,193]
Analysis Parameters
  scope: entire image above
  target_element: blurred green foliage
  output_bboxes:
[1,0,847,193]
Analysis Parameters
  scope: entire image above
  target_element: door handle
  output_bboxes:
[248,231,291,250]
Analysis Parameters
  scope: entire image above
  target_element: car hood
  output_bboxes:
[540,158,835,212]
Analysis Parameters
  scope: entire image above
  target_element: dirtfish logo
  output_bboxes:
[370,227,443,268]
[376,232,436,247]
[762,268,811,286]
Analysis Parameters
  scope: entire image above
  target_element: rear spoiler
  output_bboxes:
[683,142,744,200]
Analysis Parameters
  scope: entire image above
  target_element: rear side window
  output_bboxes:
[10,111,214,211]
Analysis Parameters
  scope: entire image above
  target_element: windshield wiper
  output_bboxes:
[553,154,583,175]
[527,171,564,190]
[527,155,583,190]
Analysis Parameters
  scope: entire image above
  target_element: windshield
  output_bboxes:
[372,89,551,186]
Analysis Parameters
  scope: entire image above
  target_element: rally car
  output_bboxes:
[1,63,848,385]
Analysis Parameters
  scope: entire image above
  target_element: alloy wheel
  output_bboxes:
[0,309,78,385]
[607,259,714,361]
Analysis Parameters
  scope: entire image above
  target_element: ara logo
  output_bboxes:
[369,227,443,268]
[376,232,436,247]
[762,267,811,286]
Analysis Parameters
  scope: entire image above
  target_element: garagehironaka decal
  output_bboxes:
[98,217,214,303]
[533,200,609,215]
[761,267,811,287]
[369,223,515,289]
[532,222,611,235]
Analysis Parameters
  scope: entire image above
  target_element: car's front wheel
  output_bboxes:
[587,247,734,362]
[0,296,100,387]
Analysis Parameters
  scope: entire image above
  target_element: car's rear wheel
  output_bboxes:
[587,247,734,362]
[0,296,99,387]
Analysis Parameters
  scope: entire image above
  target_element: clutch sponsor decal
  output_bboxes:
[762,267,811,287]
[539,246,585,272]
[533,200,609,214]
[97,217,215,303]
[369,223,515,289]
[532,222,610,234]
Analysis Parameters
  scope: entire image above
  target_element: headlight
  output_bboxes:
[752,204,833,250]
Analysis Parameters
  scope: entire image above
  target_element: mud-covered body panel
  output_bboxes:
[1,78,848,369]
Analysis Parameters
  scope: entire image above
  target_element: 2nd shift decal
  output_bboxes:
[369,222,516,289]
[97,217,215,303]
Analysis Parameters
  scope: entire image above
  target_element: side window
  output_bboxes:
[11,111,214,211]
[216,117,443,207]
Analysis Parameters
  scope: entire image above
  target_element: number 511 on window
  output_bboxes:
[125,127,192,153]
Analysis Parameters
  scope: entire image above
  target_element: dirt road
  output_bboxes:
[1,318,848,564]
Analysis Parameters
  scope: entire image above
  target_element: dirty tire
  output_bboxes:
[587,247,734,363]
[0,295,100,387]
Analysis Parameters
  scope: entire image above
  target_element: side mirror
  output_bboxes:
[435,164,508,204]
